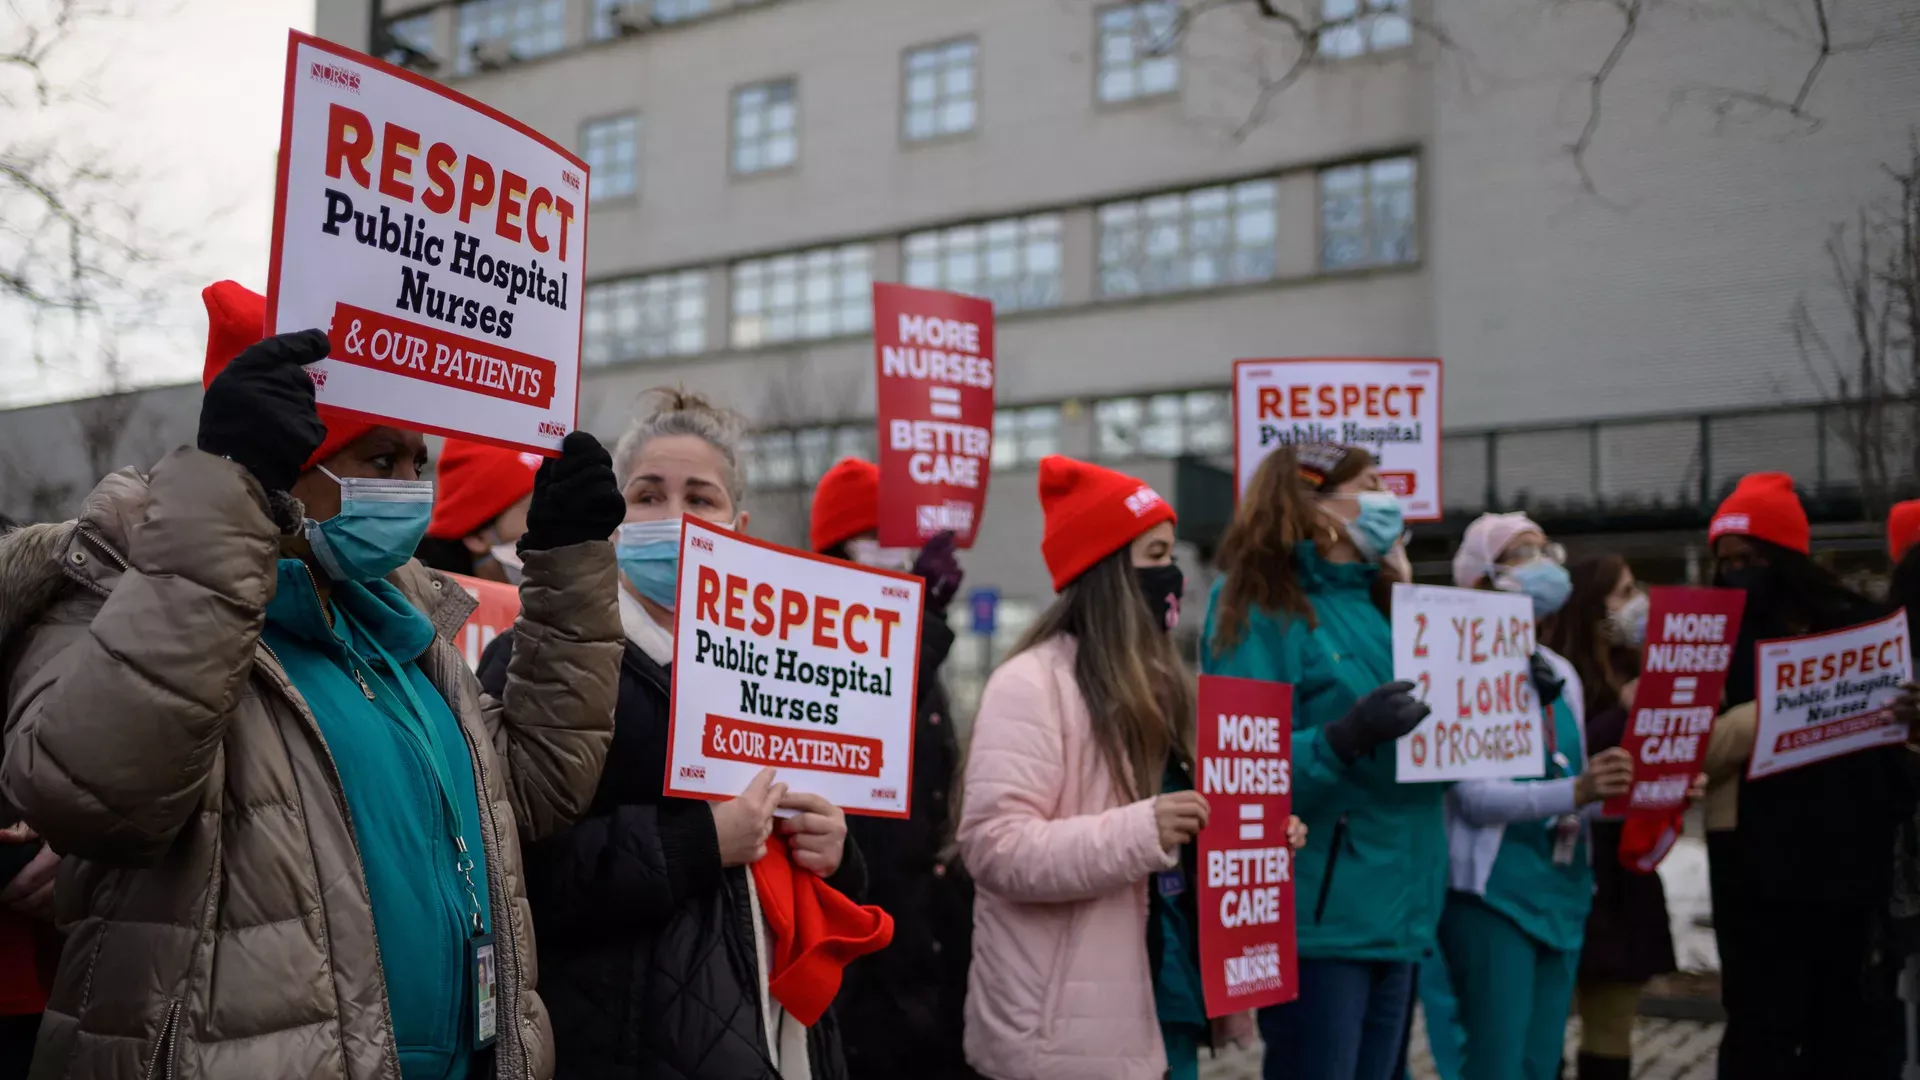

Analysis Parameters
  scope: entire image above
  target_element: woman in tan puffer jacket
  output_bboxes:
[0,292,624,1080]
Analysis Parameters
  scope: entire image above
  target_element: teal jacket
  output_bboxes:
[1475,692,1594,953]
[262,560,491,1080]
[1199,543,1446,963]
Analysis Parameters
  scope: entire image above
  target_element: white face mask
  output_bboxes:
[846,537,914,572]
[1604,591,1650,647]
[488,541,524,586]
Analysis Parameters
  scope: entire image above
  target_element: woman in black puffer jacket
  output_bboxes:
[482,390,868,1080]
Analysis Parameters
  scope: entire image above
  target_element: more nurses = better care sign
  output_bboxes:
[268,32,587,455]
[665,518,925,818]
[1195,676,1299,1016]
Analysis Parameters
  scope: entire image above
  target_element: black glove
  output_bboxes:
[1323,680,1431,765]
[912,531,964,618]
[519,430,625,552]
[196,329,330,494]
[1530,652,1565,710]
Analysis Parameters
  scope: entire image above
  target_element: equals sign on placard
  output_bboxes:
[1238,802,1265,842]
[929,386,963,420]
[1671,676,1698,705]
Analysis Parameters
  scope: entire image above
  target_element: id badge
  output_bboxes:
[1154,868,1186,899]
[1549,814,1580,867]
[469,932,498,1051]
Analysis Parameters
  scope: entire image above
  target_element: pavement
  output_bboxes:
[1198,1013,1723,1080]
[1200,835,1727,1080]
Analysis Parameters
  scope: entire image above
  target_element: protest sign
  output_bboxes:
[267,31,588,455]
[1195,675,1298,1017]
[1393,583,1542,782]
[1603,587,1745,816]
[1232,359,1442,520]
[446,573,522,672]
[1747,610,1910,781]
[665,517,924,817]
[872,283,995,548]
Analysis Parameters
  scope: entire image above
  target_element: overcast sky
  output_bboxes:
[1,0,314,407]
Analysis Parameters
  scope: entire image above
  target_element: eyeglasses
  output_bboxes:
[1499,541,1566,567]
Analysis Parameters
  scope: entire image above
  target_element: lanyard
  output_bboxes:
[336,605,486,936]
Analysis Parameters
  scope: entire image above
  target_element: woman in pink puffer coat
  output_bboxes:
[957,456,1211,1080]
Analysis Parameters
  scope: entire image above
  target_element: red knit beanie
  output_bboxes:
[202,280,373,470]
[1708,473,1809,555]
[428,440,543,541]
[809,458,880,553]
[1038,455,1177,592]
[1890,500,1920,562]
[749,836,894,1027]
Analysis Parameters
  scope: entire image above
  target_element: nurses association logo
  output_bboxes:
[1124,485,1165,518]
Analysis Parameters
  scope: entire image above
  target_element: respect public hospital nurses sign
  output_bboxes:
[665,518,925,818]
[267,32,587,455]
[1233,358,1442,521]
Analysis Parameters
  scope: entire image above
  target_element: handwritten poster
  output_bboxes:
[1393,583,1542,782]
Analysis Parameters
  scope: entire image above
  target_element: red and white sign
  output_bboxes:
[1393,583,1543,782]
[665,517,924,817]
[267,31,588,456]
[446,573,522,672]
[1747,610,1910,781]
[872,283,994,548]
[1604,587,1745,816]
[1233,359,1442,521]
[1195,675,1298,1017]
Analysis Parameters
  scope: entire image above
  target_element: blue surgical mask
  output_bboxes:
[1496,559,1574,620]
[304,465,434,583]
[616,519,686,610]
[1346,491,1405,564]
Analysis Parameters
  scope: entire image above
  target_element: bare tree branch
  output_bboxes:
[1563,0,1641,206]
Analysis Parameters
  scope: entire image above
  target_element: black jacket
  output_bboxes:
[834,615,978,1080]
[479,630,864,1080]
[1579,703,1677,983]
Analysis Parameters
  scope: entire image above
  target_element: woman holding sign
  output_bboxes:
[478,390,881,1080]
[1703,473,1910,1079]
[1199,444,1435,1080]
[958,457,1221,1080]
[0,282,627,1080]
[1428,514,1635,1080]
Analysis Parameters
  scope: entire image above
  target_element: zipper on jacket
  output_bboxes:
[142,998,182,1080]
[1313,814,1351,925]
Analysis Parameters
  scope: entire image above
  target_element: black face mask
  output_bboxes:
[1136,562,1185,633]
[1714,563,1783,708]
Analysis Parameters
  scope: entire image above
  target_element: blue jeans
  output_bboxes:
[1258,958,1415,1080]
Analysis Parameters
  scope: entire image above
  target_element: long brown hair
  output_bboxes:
[1541,554,1634,719]
[1210,445,1382,652]
[1010,545,1196,801]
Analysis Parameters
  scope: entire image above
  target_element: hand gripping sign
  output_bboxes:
[872,283,995,548]
[1393,583,1544,782]
[1233,359,1442,520]
[268,32,588,456]
[666,517,925,817]
[1195,675,1298,1016]
[1603,587,1745,816]
[1747,609,1910,781]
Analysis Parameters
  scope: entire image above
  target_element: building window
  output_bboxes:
[992,406,1063,470]
[381,13,438,68]
[730,244,872,347]
[732,79,798,175]
[591,0,712,39]
[903,215,1063,313]
[745,426,874,490]
[455,0,565,74]
[1320,156,1418,270]
[903,39,979,142]
[1096,390,1232,459]
[1319,0,1412,59]
[1098,180,1277,298]
[1097,1,1179,104]
[583,270,706,366]
[581,115,640,202]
